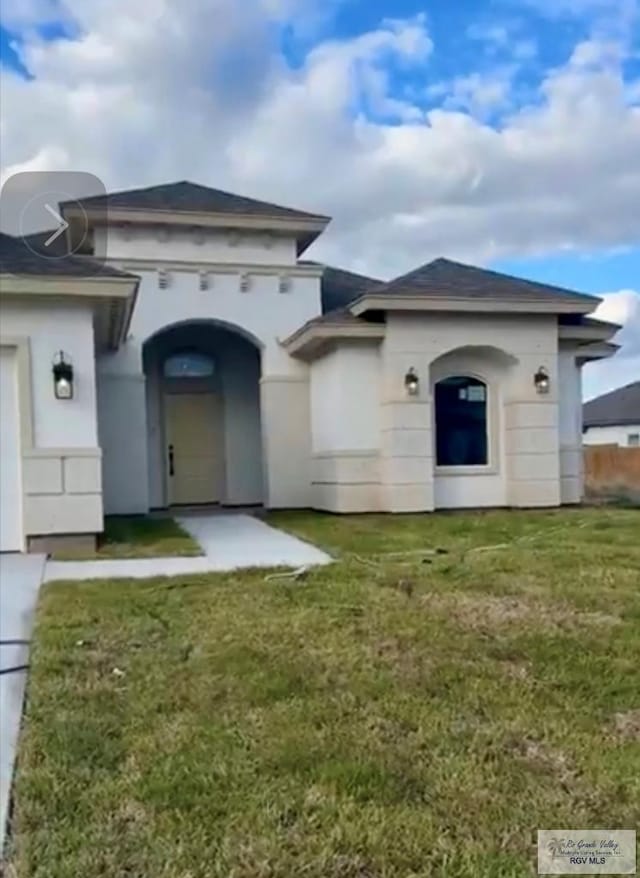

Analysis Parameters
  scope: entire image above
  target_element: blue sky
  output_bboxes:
[0,0,638,394]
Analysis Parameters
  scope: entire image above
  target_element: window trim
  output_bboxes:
[433,373,498,476]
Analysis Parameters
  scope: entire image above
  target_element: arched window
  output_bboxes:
[435,376,488,467]
[163,352,215,378]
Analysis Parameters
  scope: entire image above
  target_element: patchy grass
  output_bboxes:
[51,515,202,560]
[9,508,640,877]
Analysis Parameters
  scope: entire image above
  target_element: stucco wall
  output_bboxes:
[583,424,640,446]
[310,343,381,452]
[94,224,297,267]
[0,298,103,536]
[380,312,561,512]
[0,299,98,448]
[310,342,382,511]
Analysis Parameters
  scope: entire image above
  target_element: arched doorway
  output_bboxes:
[142,321,263,508]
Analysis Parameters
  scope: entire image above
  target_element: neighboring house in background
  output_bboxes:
[0,181,621,552]
[583,381,640,447]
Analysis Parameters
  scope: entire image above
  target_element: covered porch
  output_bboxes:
[142,320,264,509]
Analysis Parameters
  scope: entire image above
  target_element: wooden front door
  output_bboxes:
[165,393,222,505]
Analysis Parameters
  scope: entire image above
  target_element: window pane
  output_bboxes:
[628,433,640,447]
[435,376,488,466]
[164,352,215,378]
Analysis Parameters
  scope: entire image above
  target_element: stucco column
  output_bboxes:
[558,349,584,504]
[379,324,434,512]
[260,374,312,508]
[97,343,150,515]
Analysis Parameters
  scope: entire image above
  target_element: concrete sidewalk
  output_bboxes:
[1,552,46,852]
[44,514,331,582]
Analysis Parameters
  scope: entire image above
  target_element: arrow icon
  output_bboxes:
[43,203,69,247]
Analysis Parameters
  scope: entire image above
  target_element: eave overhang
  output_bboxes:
[575,341,620,364]
[62,205,331,256]
[282,322,385,361]
[349,294,599,317]
[0,272,139,351]
[559,319,621,343]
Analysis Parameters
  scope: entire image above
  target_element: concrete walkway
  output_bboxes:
[0,552,46,852]
[44,513,331,582]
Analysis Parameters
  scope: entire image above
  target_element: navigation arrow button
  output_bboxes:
[43,203,69,247]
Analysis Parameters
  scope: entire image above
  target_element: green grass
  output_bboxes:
[9,508,640,877]
[51,515,202,560]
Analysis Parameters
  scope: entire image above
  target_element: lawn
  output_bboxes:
[8,508,640,877]
[51,515,202,560]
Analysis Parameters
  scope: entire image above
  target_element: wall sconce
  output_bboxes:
[240,273,251,293]
[279,275,291,294]
[534,365,550,394]
[198,271,209,291]
[52,351,74,399]
[404,367,419,396]
[158,269,170,289]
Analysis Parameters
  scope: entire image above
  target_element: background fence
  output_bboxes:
[584,444,640,502]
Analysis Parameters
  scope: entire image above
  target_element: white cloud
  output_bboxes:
[0,1,638,287]
[437,69,516,116]
[583,290,640,399]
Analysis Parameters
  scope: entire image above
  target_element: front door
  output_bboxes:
[165,392,222,505]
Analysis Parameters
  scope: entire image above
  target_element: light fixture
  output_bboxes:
[199,271,209,291]
[279,275,291,294]
[534,365,550,394]
[52,351,74,399]
[240,273,251,293]
[404,367,419,396]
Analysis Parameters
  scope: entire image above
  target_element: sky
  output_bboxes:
[0,0,638,399]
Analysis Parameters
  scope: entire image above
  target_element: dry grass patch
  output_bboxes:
[419,591,621,632]
[611,709,640,742]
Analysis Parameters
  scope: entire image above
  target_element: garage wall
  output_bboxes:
[0,299,103,541]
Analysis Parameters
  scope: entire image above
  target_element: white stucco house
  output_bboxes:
[583,381,640,447]
[0,181,621,552]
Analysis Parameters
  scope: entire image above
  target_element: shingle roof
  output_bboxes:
[0,232,136,279]
[21,229,70,257]
[374,257,598,307]
[67,180,329,222]
[314,263,383,313]
[583,381,640,428]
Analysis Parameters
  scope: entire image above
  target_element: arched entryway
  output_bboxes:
[142,320,263,508]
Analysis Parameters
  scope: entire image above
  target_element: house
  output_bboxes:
[0,180,620,552]
[583,381,640,447]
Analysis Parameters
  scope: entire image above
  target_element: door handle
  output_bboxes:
[168,444,175,477]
